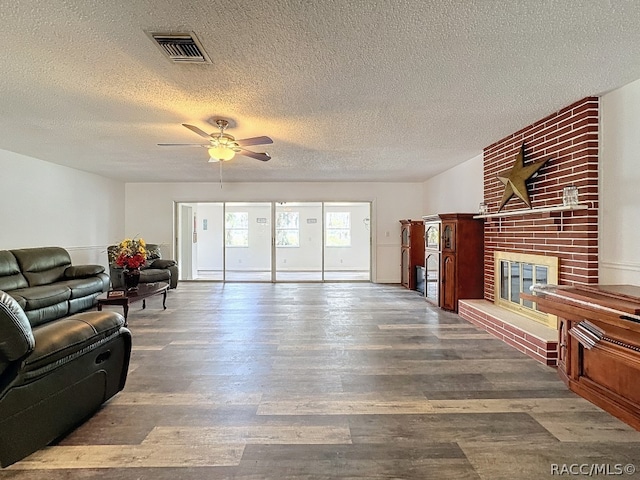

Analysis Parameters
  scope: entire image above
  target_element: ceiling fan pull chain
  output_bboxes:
[219,161,223,189]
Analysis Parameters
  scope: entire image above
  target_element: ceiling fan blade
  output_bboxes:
[182,124,213,139]
[158,143,208,147]
[238,148,271,162]
[236,136,273,147]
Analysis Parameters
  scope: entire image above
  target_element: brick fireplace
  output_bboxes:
[459,97,599,366]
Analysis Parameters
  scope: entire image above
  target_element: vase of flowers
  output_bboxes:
[123,269,141,291]
[115,237,147,291]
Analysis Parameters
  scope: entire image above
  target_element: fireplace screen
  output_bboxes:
[500,261,548,309]
[495,252,558,327]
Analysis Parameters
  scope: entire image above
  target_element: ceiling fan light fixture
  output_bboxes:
[160,120,272,163]
[208,145,235,161]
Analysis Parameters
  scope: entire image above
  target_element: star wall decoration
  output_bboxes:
[497,142,551,211]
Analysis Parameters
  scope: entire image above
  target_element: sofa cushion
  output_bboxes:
[68,295,99,315]
[11,247,71,287]
[149,259,176,269]
[57,277,106,299]
[0,291,35,364]
[9,284,71,311]
[0,251,28,292]
[25,303,70,327]
[64,265,105,279]
[139,268,171,283]
[24,311,125,373]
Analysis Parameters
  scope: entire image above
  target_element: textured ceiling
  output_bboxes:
[1,0,640,183]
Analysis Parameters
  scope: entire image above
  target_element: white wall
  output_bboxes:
[599,78,640,284]
[0,149,124,267]
[124,182,424,283]
[422,154,484,215]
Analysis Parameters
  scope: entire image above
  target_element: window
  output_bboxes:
[276,211,299,247]
[225,212,249,247]
[326,212,351,247]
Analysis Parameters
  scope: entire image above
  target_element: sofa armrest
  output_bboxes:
[109,265,124,289]
[0,291,35,366]
[149,259,176,269]
[64,265,105,279]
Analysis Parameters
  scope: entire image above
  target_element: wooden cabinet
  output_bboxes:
[422,213,484,312]
[441,253,457,311]
[399,220,425,290]
[526,284,640,430]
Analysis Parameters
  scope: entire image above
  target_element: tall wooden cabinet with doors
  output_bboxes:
[422,213,484,312]
[399,220,425,290]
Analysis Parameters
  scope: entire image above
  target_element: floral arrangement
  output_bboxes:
[115,237,147,270]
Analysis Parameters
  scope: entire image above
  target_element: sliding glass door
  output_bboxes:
[323,202,371,281]
[177,201,370,282]
[224,202,272,281]
[275,202,323,281]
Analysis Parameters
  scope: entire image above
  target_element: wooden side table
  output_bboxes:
[97,282,169,325]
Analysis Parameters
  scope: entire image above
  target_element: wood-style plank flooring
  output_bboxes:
[3,283,640,479]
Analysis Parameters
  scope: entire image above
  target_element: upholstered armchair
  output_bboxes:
[107,243,178,289]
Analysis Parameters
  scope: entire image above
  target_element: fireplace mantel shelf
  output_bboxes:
[473,203,588,220]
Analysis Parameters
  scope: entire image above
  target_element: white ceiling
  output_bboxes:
[1,0,640,183]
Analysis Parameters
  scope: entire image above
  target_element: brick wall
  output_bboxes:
[483,97,599,301]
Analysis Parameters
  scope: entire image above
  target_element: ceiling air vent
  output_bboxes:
[148,32,211,63]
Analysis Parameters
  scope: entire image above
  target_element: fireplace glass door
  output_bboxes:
[499,259,550,322]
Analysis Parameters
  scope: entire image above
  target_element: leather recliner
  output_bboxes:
[107,243,178,289]
[0,291,131,467]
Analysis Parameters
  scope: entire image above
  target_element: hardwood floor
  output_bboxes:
[3,283,640,479]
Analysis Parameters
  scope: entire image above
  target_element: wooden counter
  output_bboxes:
[523,284,640,430]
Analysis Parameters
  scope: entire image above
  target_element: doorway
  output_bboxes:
[176,201,371,282]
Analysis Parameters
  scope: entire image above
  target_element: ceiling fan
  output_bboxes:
[158,119,272,162]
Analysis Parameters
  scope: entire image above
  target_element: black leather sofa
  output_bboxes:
[107,243,178,289]
[0,247,110,324]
